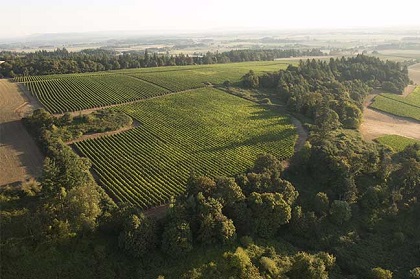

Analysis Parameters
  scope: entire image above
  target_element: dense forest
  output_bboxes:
[0,48,324,77]
[1,57,419,279]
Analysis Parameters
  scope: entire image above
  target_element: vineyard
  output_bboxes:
[375,135,420,153]
[126,61,292,92]
[18,75,169,113]
[74,88,297,208]
[370,86,420,121]
[14,61,292,113]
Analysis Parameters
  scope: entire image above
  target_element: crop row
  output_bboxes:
[370,94,420,121]
[22,75,169,113]
[375,135,420,153]
[74,88,297,208]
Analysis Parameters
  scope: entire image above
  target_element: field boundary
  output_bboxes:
[119,73,174,92]
[66,119,141,144]
[360,91,420,141]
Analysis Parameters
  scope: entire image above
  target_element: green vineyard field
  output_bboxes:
[20,75,169,113]
[370,86,420,121]
[15,61,292,113]
[375,135,420,153]
[74,88,297,208]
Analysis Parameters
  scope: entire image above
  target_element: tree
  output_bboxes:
[409,267,420,279]
[213,177,245,207]
[186,175,216,198]
[248,192,292,238]
[330,200,352,225]
[223,247,262,279]
[59,112,73,126]
[118,213,158,258]
[314,192,329,216]
[195,194,236,244]
[370,267,393,279]
[287,252,335,279]
[162,221,193,257]
[252,153,283,175]
[241,70,259,88]
[315,107,340,136]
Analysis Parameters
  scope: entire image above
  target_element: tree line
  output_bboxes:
[0,47,324,77]
[241,55,410,130]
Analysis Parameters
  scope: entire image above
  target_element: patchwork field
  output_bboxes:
[74,88,297,208]
[14,61,293,114]
[370,86,420,121]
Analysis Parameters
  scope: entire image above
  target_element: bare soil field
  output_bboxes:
[0,79,43,186]
[360,93,420,141]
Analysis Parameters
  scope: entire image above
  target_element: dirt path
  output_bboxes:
[360,92,420,141]
[0,79,43,187]
[290,116,308,152]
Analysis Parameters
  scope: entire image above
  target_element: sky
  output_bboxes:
[2,0,420,38]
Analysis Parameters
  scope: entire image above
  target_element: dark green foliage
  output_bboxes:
[186,176,217,198]
[162,220,193,257]
[213,177,245,207]
[313,192,329,216]
[222,247,262,279]
[329,200,352,225]
[248,192,292,238]
[0,48,324,77]
[241,70,260,88]
[301,131,380,202]
[195,194,237,245]
[287,252,335,279]
[314,106,341,135]
[386,144,420,209]
[118,213,158,258]
[252,153,284,175]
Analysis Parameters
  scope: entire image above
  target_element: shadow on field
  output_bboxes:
[0,120,44,186]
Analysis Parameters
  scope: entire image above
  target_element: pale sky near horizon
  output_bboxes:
[2,0,420,38]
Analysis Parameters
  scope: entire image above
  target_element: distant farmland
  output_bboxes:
[14,61,293,114]
[74,88,297,208]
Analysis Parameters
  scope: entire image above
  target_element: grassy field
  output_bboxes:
[74,88,297,208]
[15,61,293,113]
[370,86,420,121]
[375,135,420,152]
